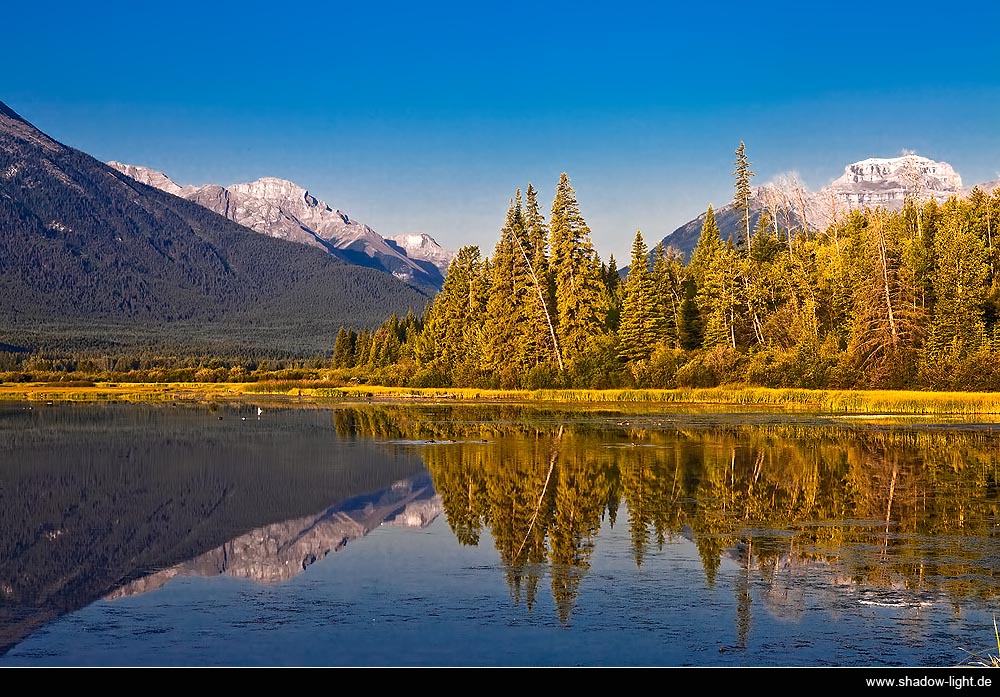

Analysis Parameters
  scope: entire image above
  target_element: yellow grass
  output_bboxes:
[5,381,1000,414]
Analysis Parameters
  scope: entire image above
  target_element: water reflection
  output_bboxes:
[0,401,427,654]
[1,401,998,662]
[107,473,441,599]
[338,404,1000,632]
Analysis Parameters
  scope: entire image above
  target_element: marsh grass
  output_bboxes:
[6,382,1000,414]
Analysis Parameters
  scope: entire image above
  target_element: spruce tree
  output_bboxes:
[520,184,562,370]
[688,205,722,289]
[698,241,741,349]
[677,280,703,350]
[925,200,988,364]
[734,141,755,249]
[482,196,527,381]
[418,245,484,373]
[332,326,352,368]
[618,230,667,363]
[652,242,684,348]
[549,173,610,366]
[603,254,622,331]
[524,183,548,275]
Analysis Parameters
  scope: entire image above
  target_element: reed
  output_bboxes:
[6,382,1000,414]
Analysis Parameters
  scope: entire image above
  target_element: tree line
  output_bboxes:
[333,146,1000,391]
[9,143,1000,392]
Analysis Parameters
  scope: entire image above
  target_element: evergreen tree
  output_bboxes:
[699,241,742,349]
[604,254,621,295]
[688,205,722,289]
[481,195,526,381]
[603,254,622,332]
[689,205,737,348]
[733,141,755,249]
[549,173,610,366]
[417,245,485,374]
[332,326,354,368]
[741,211,782,346]
[618,231,668,363]
[677,280,703,350]
[519,184,562,371]
[924,199,988,368]
[652,242,686,348]
[524,183,549,275]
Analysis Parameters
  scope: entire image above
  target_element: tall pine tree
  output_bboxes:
[924,198,988,372]
[482,194,532,382]
[688,205,722,289]
[520,184,562,370]
[734,141,755,249]
[618,230,668,363]
[549,173,610,366]
[417,245,485,374]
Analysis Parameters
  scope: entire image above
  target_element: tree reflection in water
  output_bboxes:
[341,404,1000,627]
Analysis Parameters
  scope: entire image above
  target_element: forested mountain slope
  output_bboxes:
[0,100,430,354]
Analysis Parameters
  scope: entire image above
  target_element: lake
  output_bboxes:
[1,399,998,669]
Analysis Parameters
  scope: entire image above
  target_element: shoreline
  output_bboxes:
[4,382,1000,414]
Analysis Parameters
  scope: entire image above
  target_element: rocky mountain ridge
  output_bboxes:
[107,162,453,290]
[658,153,995,260]
[387,232,457,275]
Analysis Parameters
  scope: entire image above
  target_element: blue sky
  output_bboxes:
[5,1,1000,265]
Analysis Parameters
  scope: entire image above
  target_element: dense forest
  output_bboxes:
[324,152,1000,392]
[7,142,1000,391]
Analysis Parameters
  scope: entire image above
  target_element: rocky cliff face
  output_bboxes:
[387,233,457,275]
[657,153,984,261]
[107,163,451,291]
[106,161,184,196]
[825,155,962,210]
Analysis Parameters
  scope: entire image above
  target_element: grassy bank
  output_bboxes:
[5,381,1000,414]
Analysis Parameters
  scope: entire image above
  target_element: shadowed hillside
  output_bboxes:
[0,101,431,355]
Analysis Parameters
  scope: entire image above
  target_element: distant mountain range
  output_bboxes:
[0,100,431,354]
[107,163,456,291]
[657,154,1000,260]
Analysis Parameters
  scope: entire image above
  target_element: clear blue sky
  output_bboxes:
[5,1,1000,265]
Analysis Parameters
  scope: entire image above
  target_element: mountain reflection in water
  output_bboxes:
[0,401,427,655]
[107,474,441,598]
[1,401,999,666]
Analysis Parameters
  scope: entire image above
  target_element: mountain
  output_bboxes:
[656,154,989,261]
[387,232,457,275]
[107,162,450,291]
[0,100,431,355]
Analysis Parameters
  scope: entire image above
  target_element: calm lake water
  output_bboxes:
[1,399,998,668]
